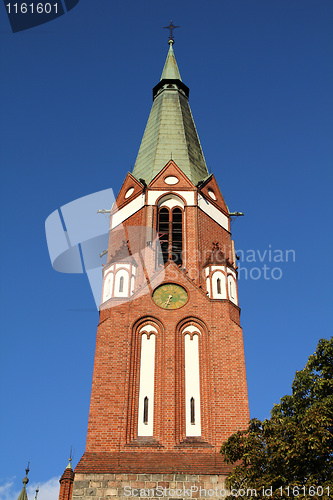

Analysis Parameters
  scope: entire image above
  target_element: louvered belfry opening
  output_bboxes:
[158,207,183,267]
[158,207,170,265]
[172,208,183,266]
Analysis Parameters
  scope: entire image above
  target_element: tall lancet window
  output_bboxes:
[137,326,156,436]
[158,207,183,266]
[143,396,149,425]
[190,397,195,424]
[184,329,201,436]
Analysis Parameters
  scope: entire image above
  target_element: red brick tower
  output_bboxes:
[59,459,74,500]
[72,38,249,499]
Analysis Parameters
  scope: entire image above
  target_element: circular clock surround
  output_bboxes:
[152,283,188,310]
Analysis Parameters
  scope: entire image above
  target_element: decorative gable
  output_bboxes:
[148,160,196,191]
[112,172,144,213]
[199,174,229,215]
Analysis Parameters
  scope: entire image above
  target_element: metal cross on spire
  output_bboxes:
[163,20,180,43]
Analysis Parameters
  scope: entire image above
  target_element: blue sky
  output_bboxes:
[0,1,332,499]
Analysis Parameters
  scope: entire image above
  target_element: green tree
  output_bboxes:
[221,338,333,499]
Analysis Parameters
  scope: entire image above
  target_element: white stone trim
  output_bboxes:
[111,194,145,229]
[198,195,228,231]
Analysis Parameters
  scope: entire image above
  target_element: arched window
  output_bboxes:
[114,270,129,297]
[157,207,183,266]
[211,271,226,299]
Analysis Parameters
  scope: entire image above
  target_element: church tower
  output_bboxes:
[71,35,249,500]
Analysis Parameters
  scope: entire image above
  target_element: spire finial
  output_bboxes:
[163,21,179,44]
[66,446,74,469]
[34,485,39,500]
[23,463,30,485]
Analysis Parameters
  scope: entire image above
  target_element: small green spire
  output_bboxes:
[66,457,73,470]
[160,41,182,81]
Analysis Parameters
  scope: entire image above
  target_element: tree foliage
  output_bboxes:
[221,338,333,499]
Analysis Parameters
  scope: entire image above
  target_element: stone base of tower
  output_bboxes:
[72,473,230,500]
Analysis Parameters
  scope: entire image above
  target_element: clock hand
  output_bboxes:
[162,294,173,307]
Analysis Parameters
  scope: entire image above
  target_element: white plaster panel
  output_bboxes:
[140,325,158,335]
[160,198,183,209]
[184,332,201,437]
[205,267,209,276]
[198,195,228,231]
[174,191,195,205]
[111,194,145,229]
[130,276,135,295]
[147,190,195,206]
[138,333,156,436]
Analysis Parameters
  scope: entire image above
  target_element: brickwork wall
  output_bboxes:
[84,260,249,460]
[72,473,229,500]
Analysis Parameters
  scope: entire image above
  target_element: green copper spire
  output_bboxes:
[132,40,209,186]
[160,40,182,81]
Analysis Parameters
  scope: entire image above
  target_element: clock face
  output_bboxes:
[152,284,188,310]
